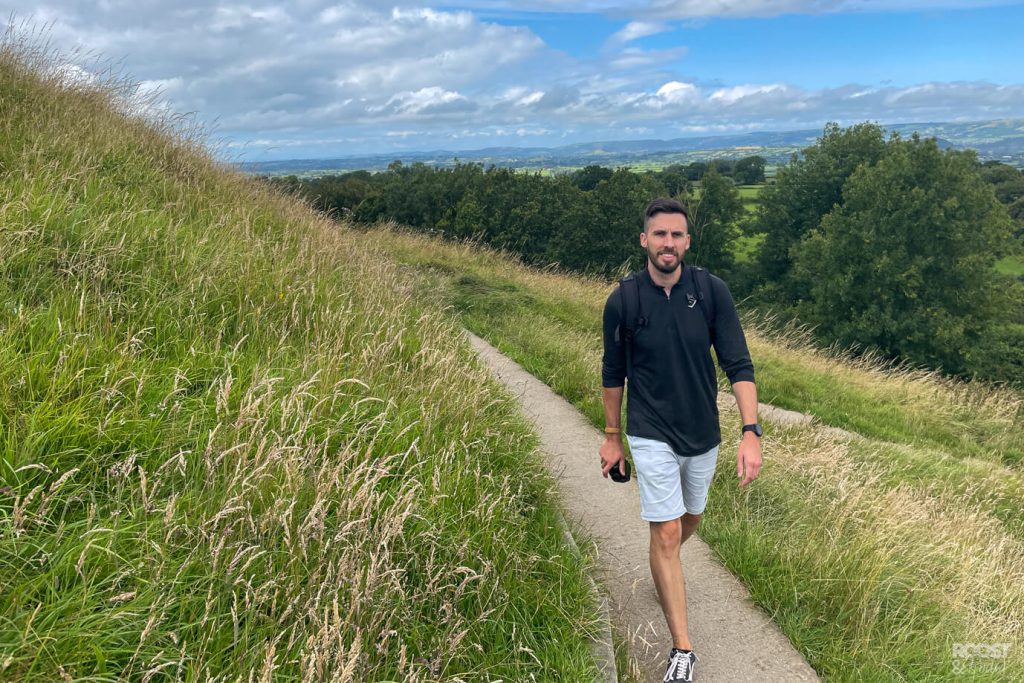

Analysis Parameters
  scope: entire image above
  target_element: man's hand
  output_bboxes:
[737,432,762,488]
[599,437,626,479]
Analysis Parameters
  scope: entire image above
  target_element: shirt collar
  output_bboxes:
[641,263,688,289]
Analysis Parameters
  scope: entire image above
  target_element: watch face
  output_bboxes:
[744,424,762,437]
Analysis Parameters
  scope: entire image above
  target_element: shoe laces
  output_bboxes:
[663,649,693,682]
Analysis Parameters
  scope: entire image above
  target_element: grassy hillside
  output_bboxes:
[378,228,1024,682]
[0,43,606,680]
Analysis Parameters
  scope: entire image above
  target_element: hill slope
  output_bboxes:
[0,42,605,680]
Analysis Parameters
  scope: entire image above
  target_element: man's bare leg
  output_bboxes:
[679,512,701,545]
[649,513,702,651]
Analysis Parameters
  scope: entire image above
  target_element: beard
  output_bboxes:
[648,246,682,274]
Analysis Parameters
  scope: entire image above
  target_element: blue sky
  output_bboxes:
[8,1,1024,161]
[495,4,1024,88]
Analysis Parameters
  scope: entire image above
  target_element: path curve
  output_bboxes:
[467,332,820,683]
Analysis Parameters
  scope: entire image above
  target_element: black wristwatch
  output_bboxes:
[742,423,763,438]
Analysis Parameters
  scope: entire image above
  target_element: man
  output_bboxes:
[599,197,762,682]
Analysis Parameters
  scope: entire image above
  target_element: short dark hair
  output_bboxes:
[643,197,690,232]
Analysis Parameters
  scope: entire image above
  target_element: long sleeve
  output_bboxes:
[710,276,755,385]
[602,289,627,388]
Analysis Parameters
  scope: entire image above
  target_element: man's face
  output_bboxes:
[640,212,690,274]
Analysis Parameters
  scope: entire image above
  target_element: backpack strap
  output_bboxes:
[617,271,647,376]
[689,266,717,345]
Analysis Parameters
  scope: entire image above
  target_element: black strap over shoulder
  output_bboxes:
[617,272,646,378]
[689,266,717,345]
[617,272,646,346]
[617,267,717,366]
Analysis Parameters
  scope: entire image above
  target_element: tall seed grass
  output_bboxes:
[0,38,604,680]
[373,226,1024,680]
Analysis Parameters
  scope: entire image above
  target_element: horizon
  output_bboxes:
[239,120,825,164]
[7,1,1024,162]
[236,117,1024,167]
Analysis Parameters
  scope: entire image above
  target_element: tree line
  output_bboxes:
[267,157,763,276]
[265,124,1023,386]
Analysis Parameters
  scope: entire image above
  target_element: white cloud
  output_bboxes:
[46,62,97,89]
[6,1,1023,158]
[457,0,1020,19]
[709,84,788,104]
[608,20,672,42]
[209,5,289,32]
[624,0,847,19]
[608,45,687,70]
[5,2,544,135]
[656,80,699,102]
[518,90,546,106]
[382,87,470,115]
[317,4,369,25]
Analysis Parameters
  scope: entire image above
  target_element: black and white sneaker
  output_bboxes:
[663,648,697,682]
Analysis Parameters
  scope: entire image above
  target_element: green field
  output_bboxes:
[692,181,762,215]
[737,184,761,213]
[733,233,765,263]
[997,255,1024,276]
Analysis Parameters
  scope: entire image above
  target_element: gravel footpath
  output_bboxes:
[467,332,820,682]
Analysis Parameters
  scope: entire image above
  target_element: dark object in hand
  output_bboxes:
[610,459,631,483]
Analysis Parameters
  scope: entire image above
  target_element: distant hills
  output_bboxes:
[239,118,1024,176]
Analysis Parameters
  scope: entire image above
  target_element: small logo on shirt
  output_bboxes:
[686,293,697,308]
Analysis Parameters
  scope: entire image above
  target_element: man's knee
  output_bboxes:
[680,512,702,540]
[649,518,683,554]
[682,512,702,527]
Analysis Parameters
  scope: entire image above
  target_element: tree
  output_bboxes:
[571,165,614,191]
[994,177,1024,205]
[1009,197,1024,223]
[753,122,888,300]
[451,190,486,239]
[684,161,708,181]
[709,159,734,177]
[657,164,691,198]
[689,166,742,274]
[979,161,1021,186]
[733,155,767,185]
[541,177,602,272]
[591,169,667,275]
[790,135,1016,376]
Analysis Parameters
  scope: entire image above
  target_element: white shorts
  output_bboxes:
[626,435,719,521]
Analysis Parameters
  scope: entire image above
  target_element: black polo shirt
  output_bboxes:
[602,266,755,456]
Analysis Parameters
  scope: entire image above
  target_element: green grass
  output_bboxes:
[737,184,761,214]
[379,227,1024,681]
[733,233,765,263]
[0,39,606,680]
[691,182,762,217]
[997,255,1024,276]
